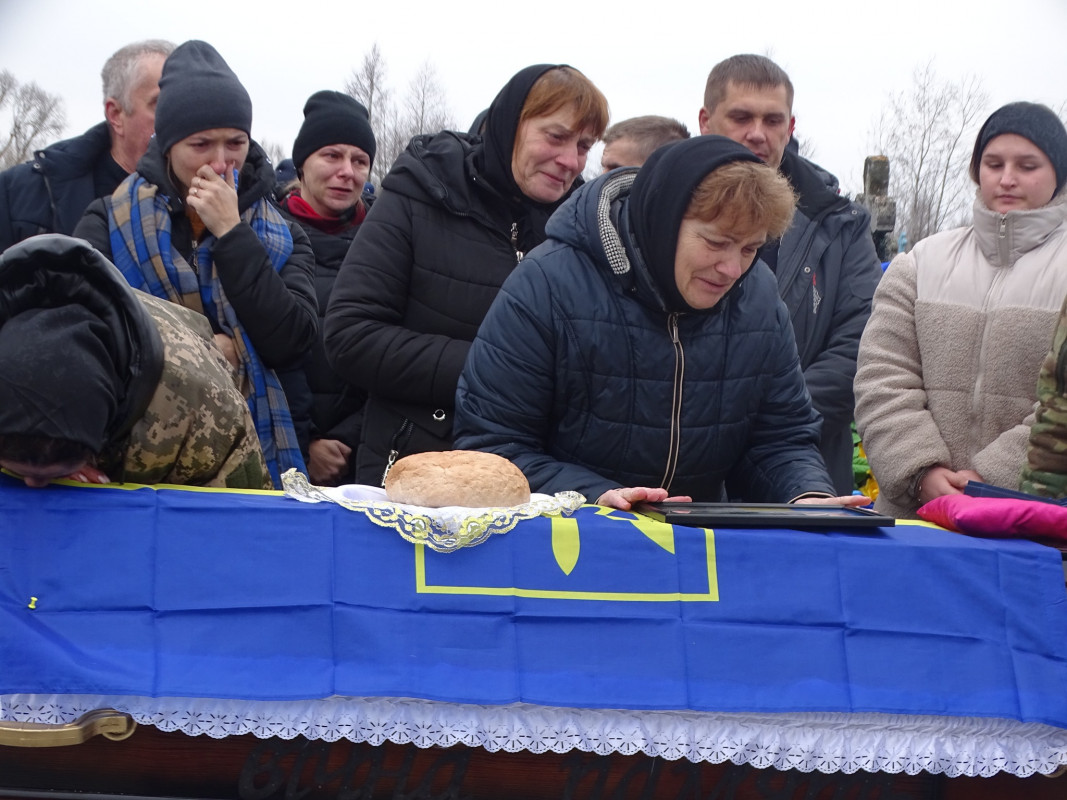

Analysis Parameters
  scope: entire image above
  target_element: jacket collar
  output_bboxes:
[972,190,1067,268]
[32,122,113,177]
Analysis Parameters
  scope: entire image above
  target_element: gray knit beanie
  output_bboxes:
[970,102,1067,194]
[292,91,376,170]
[154,40,252,155]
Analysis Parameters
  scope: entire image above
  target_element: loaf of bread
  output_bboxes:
[384,450,531,508]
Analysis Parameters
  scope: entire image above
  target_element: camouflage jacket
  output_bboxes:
[103,294,272,489]
[1021,294,1067,499]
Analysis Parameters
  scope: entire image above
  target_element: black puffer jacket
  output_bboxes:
[323,131,523,484]
[324,64,581,485]
[275,195,370,466]
[0,122,117,252]
[73,138,317,369]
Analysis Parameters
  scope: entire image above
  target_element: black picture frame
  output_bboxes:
[635,502,895,530]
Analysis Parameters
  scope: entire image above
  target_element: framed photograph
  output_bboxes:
[635,502,894,530]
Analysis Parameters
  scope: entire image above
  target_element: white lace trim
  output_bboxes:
[3,694,1065,778]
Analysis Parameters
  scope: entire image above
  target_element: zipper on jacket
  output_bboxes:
[996,215,1010,266]
[381,418,415,486]
[658,313,684,491]
[778,201,838,308]
[972,266,1008,422]
[510,222,524,262]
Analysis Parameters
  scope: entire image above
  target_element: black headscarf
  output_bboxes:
[475,64,573,251]
[627,135,762,313]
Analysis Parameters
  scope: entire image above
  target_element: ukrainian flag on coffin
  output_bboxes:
[333,506,720,709]
[3,476,1067,730]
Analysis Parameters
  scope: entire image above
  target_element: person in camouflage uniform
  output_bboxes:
[1021,294,1067,499]
[0,235,271,489]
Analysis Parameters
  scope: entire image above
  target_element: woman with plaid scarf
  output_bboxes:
[75,40,317,488]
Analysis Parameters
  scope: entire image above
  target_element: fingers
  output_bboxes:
[188,170,241,237]
[795,494,870,506]
[595,486,671,510]
[66,466,111,485]
[838,494,872,507]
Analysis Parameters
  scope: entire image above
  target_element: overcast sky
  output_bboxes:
[2,0,1065,195]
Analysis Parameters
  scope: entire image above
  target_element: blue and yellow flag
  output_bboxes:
[2,475,1066,728]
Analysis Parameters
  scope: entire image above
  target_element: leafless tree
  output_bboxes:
[258,138,287,168]
[871,62,987,247]
[0,70,66,169]
[345,45,455,186]
[345,43,391,126]
[404,62,453,139]
[794,135,817,163]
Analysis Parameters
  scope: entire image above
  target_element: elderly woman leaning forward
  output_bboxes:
[454,135,864,511]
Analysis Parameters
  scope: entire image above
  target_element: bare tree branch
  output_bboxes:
[345,46,455,187]
[871,62,987,247]
[258,138,286,168]
[0,72,66,170]
[345,43,390,126]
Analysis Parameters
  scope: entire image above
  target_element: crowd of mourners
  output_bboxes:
[1,38,1066,518]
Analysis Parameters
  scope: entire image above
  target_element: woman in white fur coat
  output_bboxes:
[854,102,1067,519]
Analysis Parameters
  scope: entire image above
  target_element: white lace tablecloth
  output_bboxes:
[3,694,1065,779]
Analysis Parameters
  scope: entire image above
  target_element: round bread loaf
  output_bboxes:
[384,450,531,508]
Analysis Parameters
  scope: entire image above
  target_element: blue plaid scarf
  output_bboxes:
[106,173,306,487]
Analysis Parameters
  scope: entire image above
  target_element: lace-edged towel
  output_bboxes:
[282,469,584,552]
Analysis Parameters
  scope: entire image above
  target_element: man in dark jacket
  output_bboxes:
[0,39,172,252]
[698,54,882,495]
[455,137,867,510]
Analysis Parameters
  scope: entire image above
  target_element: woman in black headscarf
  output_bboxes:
[455,136,865,509]
[324,64,609,485]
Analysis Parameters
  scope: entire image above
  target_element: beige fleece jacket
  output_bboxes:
[854,194,1067,518]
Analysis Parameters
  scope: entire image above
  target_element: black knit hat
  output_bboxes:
[971,102,1067,195]
[292,91,376,170]
[154,40,253,155]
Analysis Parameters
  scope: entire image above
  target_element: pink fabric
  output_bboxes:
[918,495,1067,541]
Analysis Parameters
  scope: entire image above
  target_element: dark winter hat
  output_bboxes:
[292,91,376,170]
[970,102,1067,195]
[154,40,253,155]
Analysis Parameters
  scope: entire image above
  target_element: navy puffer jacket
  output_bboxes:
[454,168,834,503]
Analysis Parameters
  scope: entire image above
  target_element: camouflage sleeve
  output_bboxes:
[121,296,272,490]
[1020,296,1067,499]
